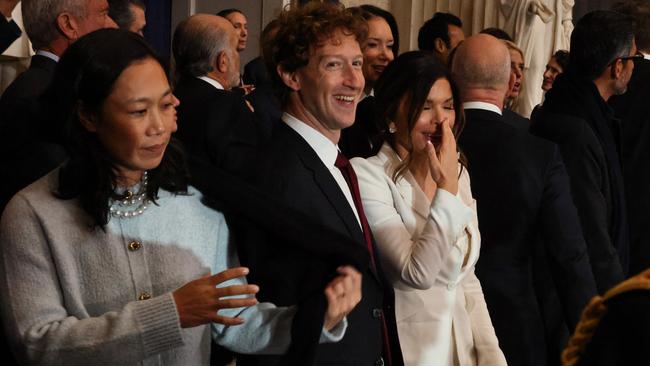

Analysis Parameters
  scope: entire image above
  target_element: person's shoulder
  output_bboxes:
[2,169,71,223]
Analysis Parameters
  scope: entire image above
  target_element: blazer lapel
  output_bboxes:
[377,144,431,219]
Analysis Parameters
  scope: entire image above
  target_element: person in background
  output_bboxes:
[500,40,530,131]
[453,34,596,366]
[340,5,398,159]
[0,0,117,211]
[217,8,247,53]
[172,14,260,178]
[352,50,506,366]
[531,50,569,120]
[542,50,569,92]
[417,12,464,65]
[0,28,361,365]
[532,10,637,293]
[108,0,146,36]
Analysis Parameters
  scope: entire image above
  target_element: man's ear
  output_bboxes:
[56,12,79,41]
[77,102,97,133]
[277,65,300,91]
[216,51,229,74]
[434,38,448,54]
[610,59,624,80]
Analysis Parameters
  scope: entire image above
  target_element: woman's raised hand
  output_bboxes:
[323,266,362,331]
[427,120,459,195]
[173,267,259,328]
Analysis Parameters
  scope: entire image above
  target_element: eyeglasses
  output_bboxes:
[610,52,645,65]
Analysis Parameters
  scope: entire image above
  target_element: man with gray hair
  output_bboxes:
[532,10,636,292]
[0,0,116,210]
[172,14,259,177]
[452,34,596,366]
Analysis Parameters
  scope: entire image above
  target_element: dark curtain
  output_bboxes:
[142,0,172,61]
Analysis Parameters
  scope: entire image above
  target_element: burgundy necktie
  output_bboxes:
[334,152,393,366]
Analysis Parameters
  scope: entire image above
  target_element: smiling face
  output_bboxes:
[542,56,563,91]
[284,30,364,143]
[396,78,455,154]
[82,58,179,183]
[362,17,394,93]
[508,49,525,98]
[226,11,248,52]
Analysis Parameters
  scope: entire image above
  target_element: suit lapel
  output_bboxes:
[281,125,383,281]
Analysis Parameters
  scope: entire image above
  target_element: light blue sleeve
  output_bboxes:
[209,215,346,354]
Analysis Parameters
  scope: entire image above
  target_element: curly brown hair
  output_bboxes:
[267,2,368,105]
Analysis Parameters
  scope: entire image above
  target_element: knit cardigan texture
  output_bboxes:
[0,170,325,365]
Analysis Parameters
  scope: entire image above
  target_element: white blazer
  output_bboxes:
[351,143,506,366]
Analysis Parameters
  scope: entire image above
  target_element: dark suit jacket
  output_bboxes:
[234,123,403,366]
[0,17,20,54]
[459,108,596,366]
[242,57,269,87]
[173,77,259,178]
[0,54,67,211]
[609,58,650,276]
[502,108,530,131]
[532,73,629,293]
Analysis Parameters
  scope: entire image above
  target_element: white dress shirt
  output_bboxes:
[35,50,60,63]
[197,76,224,90]
[282,112,362,229]
[462,101,502,115]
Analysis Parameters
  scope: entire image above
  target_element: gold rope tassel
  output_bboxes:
[562,269,650,366]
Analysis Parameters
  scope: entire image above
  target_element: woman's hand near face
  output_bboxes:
[173,267,259,328]
[427,119,458,195]
[323,266,362,331]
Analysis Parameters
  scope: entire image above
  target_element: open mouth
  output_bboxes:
[334,95,356,104]
[372,65,386,74]
[424,132,442,146]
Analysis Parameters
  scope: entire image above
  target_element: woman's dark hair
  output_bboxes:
[374,50,465,182]
[50,28,188,227]
[359,4,400,56]
[553,49,570,72]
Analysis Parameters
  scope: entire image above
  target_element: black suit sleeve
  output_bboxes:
[538,146,597,329]
[554,125,625,293]
[0,17,21,54]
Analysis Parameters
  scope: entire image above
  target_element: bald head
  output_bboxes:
[452,34,511,97]
[172,14,240,87]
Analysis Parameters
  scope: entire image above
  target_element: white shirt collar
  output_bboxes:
[462,101,502,115]
[643,52,650,61]
[282,112,339,168]
[197,76,224,90]
[36,50,60,62]
[360,88,374,102]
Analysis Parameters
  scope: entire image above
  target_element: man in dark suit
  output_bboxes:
[609,1,650,276]
[532,10,636,292]
[0,0,117,210]
[452,34,597,366]
[234,3,403,366]
[0,0,20,54]
[171,14,259,178]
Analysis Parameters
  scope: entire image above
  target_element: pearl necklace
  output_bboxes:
[109,171,151,219]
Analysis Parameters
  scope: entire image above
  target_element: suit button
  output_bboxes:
[376,357,385,366]
[128,240,142,251]
[372,308,382,318]
[447,281,456,291]
[138,292,151,301]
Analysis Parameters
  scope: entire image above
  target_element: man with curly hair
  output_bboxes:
[234,2,404,366]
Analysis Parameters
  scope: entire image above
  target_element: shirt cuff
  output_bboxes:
[319,317,347,343]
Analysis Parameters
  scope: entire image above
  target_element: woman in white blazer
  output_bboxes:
[351,51,506,366]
